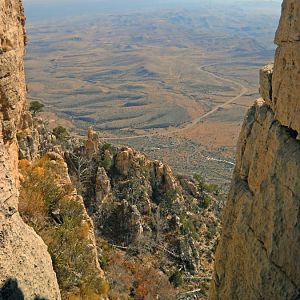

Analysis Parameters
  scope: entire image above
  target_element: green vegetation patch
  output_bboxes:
[29,100,44,116]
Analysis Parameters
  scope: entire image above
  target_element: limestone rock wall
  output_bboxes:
[0,1,61,298]
[272,0,300,137]
[210,0,300,299]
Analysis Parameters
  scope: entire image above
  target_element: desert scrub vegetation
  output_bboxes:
[53,126,70,143]
[18,156,108,299]
[96,238,177,300]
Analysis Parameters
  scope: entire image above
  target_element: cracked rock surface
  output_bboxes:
[210,0,300,298]
[0,1,61,298]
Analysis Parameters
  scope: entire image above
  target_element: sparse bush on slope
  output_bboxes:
[96,239,176,300]
[18,155,108,299]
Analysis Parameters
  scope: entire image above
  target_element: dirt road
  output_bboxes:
[103,63,248,141]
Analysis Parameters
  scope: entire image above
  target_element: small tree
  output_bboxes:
[29,101,44,116]
[53,126,69,142]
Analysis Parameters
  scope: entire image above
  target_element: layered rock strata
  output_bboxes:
[210,0,300,299]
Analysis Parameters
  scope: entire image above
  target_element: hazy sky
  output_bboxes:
[23,0,282,22]
[23,0,282,4]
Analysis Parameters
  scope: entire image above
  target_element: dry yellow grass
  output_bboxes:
[18,156,109,298]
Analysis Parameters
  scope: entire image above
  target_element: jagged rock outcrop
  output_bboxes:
[177,237,200,274]
[259,63,273,103]
[114,147,149,177]
[64,134,220,281]
[272,0,300,138]
[0,1,61,298]
[95,146,183,245]
[210,1,300,299]
[17,117,57,160]
[101,199,144,244]
[95,166,112,205]
[85,127,99,156]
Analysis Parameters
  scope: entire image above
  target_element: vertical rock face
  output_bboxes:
[0,1,61,298]
[272,0,300,137]
[210,0,300,299]
[0,0,26,179]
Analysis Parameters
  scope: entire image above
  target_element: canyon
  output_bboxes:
[0,0,299,299]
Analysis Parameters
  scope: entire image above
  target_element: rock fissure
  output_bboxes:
[247,225,268,255]
[270,259,299,293]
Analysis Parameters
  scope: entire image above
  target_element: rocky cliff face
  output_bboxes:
[0,1,61,298]
[210,0,300,299]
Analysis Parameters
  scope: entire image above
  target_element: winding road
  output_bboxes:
[103,63,248,141]
[102,63,248,174]
[184,64,248,129]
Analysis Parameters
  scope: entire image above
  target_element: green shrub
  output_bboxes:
[180,218,198,238]
[99,143,116,172]
[203,183,219,194]
[199,196,211,209]
[169,270,183,287]
[193,174,205,190]
[29,100,44,116]
[100,155,113,172]
[53,126,69,142]
[193,174,219,194]
[99,256,107,270]
[101,143,115,153]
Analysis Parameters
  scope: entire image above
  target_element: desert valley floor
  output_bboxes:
[25,1,280,188]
